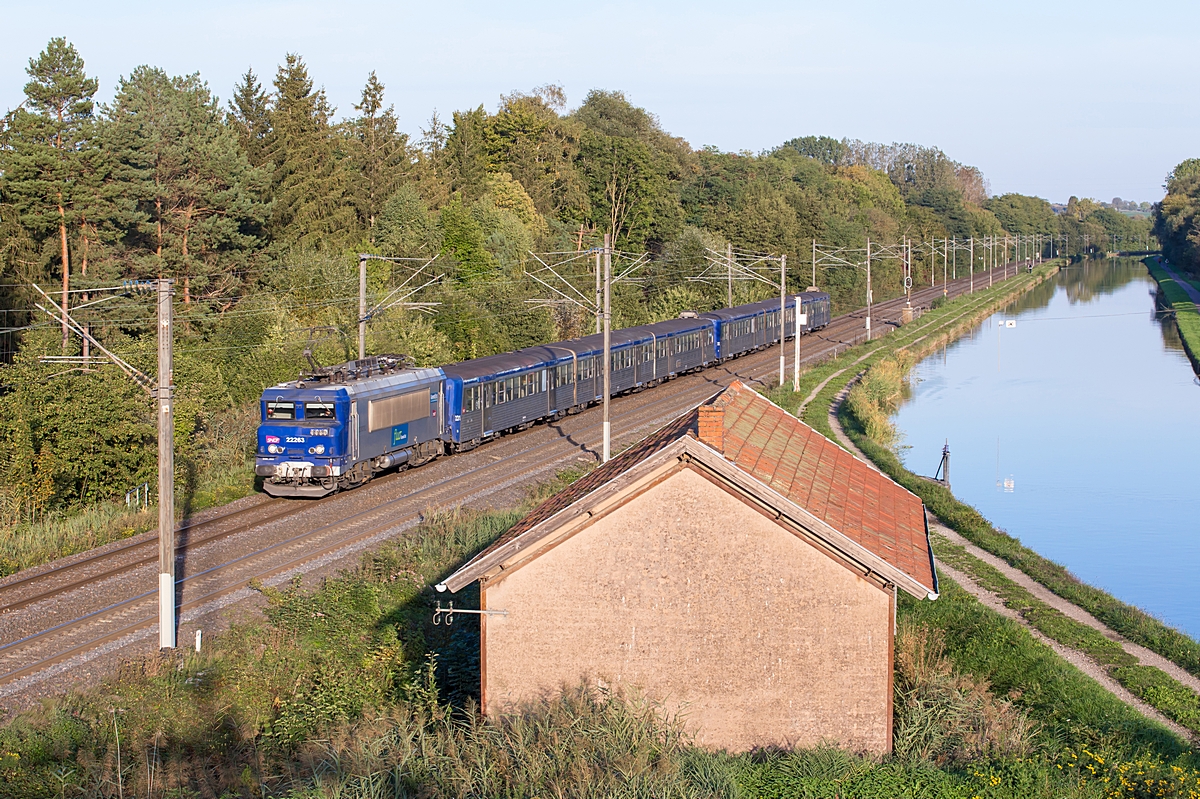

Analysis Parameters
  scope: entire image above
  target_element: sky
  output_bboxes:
[2,0,1195,205]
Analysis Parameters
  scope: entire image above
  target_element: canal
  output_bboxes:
[893,258,1200,638]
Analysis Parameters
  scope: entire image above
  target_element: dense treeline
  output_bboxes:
[1154,158,1200,274]
[0,38,1153,520]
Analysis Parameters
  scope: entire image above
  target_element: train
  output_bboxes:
[255,292,832,497]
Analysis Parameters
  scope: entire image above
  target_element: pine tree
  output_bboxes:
[3,38,98,352]
[344,72,410,241]
[104,67,268,303]
[263,54,355,248]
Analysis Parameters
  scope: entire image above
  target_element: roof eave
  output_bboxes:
[437,435,937,600]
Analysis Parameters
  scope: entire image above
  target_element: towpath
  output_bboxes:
[1160,260,1200,306]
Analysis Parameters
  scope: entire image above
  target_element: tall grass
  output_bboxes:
[892,618,1038,766]
[844,351,914,447]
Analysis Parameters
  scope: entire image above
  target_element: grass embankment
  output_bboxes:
[1147,257,1200,370]
[4,489,1200,798]
[809,270,1200,738]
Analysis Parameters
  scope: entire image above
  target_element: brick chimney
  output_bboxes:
[696,405,724,451]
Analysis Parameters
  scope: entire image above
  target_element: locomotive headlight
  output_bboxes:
[307,446,315,454]
[267,444,280,454]
[315,444,325,454]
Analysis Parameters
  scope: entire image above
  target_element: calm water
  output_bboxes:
[893,259,1200,638]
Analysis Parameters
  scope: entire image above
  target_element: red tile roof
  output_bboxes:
[705,382,934,592]
[443,381,936,595]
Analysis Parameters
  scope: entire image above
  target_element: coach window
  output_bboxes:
[305,402,335,419]
[266,401,295,420]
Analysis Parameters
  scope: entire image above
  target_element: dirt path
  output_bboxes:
[825,393,1197,742]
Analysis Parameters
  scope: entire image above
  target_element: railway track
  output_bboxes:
[0,265,1031,694]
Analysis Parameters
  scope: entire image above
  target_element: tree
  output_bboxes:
[103,66,268,303]
[486,87,588,221]
[779,135,847,166]
[439,195,494,282]
[986,194,1058,236]
[443,106,489,202]
[228,68,271,168]
[573,91,691,249]
[377,184,440,257]
[344,72,410,239]
[263,54,355,248]
[1166,158,1200,189]
[3,38,98,352]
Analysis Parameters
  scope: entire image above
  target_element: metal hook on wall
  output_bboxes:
[432,601,509,626]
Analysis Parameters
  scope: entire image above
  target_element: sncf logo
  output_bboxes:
[265,435,280,444]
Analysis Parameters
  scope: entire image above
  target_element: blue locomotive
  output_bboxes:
[255,292,830,497]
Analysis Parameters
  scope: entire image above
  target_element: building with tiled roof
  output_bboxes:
[438,380,938,753]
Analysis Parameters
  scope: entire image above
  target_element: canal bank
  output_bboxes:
[831,257,1200,738]
[1147,256,1200,372]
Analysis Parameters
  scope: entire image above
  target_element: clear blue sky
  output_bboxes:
[3,0,1194,204]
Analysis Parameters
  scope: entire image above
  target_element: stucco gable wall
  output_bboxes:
[483,466,893,753]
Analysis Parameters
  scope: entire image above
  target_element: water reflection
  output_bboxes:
[894,258,1200,638]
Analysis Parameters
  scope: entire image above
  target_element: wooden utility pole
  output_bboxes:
[602,234,612,463]
[157,278,176,650]
[60,220,70,354]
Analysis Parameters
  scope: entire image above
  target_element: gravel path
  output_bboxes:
[826,374,1198,743]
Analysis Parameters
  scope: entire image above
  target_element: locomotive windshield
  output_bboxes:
[266,401,295,420]
[305,402,336,419]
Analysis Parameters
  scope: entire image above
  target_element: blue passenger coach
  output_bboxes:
[702,292,830,360]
